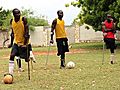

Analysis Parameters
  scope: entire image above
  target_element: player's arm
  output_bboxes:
[8,19,14,48]
[112,22,116,33]
[102,22,107,36]
[22,17,30,45]
[102,22,109,32]
[50,19,57,44]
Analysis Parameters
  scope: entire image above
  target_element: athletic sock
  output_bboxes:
[9,61,14,75]
[110,54,115,64]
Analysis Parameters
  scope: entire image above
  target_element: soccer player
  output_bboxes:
[9,30,36,72]
[7,8,30,76]
[102,14,116,64]
[50,10,69,69]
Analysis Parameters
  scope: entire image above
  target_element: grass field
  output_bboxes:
[0,42,120,90]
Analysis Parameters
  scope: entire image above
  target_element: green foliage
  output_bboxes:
[0,7,49,31]
[0,7,12,30]
[21,8,49,31]
[21,8,34,17]
[66,0,120,31]
[65,4,69,7]
[29,25,35,31]
[28,17,49,26]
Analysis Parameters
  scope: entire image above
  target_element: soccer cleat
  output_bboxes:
[57,53,60,56]
[111,61,113,64]
[30,57,36,63]
[60,66,65,69]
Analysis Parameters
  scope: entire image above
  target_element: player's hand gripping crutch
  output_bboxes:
[30,51,36,72]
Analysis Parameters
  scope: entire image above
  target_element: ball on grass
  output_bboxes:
[3,74,13,84]
[66,61,75,69]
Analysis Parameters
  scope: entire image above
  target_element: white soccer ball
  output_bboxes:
[66,61,75,69]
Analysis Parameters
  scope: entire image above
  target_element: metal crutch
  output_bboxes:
[45,43,51,69]
[102,39,105,65]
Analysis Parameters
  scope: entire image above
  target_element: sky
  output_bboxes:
[0,0,79,25]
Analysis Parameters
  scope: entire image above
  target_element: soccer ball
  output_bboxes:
[66,61,75,69]
[3,74,13,84]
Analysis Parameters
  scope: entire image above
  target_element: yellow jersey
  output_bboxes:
[55,18,67,39]
[11,17,25,45]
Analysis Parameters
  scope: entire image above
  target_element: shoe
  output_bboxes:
[60,66,65,69]
[57,53,60,56]
[111,61,113,64]
[30,57,36,63]
[32,59,36,63]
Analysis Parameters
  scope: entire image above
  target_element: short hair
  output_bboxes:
[12,8,20,14]
[57,10,63,15]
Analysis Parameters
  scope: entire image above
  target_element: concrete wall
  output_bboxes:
[30,26,47,46]
[79,24,103,42]
[1,24,119,47]
[65,25,75,44]
[29,24,103,46]
[0,31,9,47]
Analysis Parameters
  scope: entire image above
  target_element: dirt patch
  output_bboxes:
[1,49,89,59]
[33,49,89,55]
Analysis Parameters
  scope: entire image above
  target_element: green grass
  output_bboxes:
[0,42,120,90]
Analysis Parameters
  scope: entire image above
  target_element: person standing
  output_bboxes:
[50,10,69,69]
[8,30,36,73]
[7,8,30,76]
[102,14,116,64]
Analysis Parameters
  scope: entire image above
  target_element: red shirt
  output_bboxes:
[102,20,115,39]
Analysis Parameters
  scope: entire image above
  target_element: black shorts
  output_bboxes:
[104,38,116,49]
[56,38,69,56]
[11,43,31,59]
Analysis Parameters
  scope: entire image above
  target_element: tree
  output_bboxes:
[28,16,49,26]
[0,7,11,30]
[21,8,49,31]
[66,0,120,31]
[0,7,49,31]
